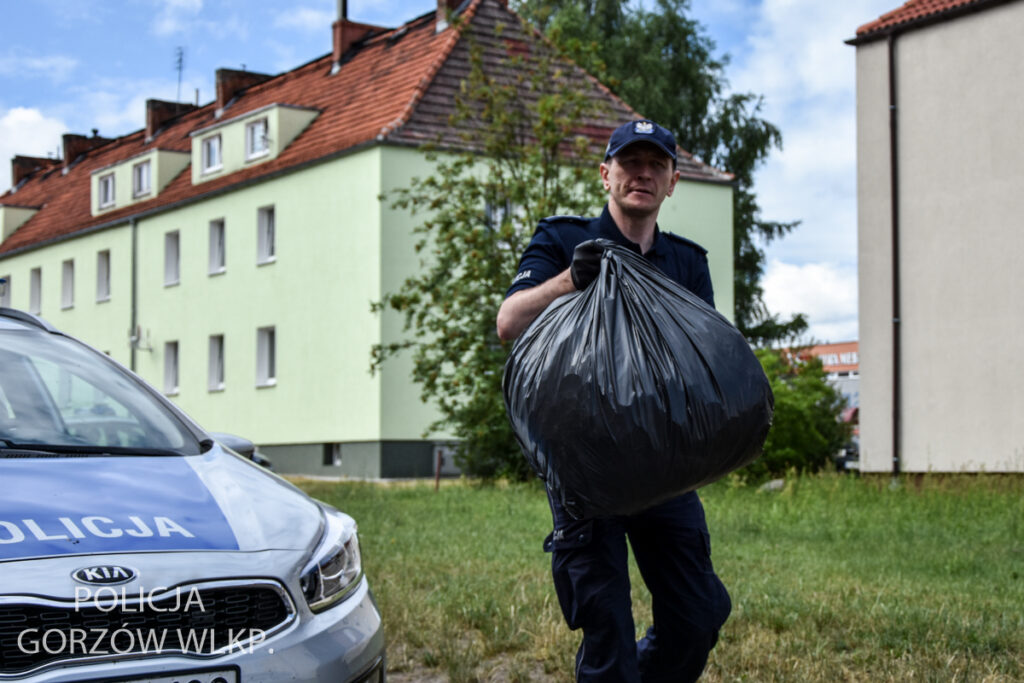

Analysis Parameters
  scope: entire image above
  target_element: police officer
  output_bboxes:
[496,119,731,682]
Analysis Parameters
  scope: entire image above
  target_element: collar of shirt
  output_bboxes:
[595,204,664,257]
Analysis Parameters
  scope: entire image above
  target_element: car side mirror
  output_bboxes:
[209,432,254,457]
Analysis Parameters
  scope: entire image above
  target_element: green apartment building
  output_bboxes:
[0,0,734,478]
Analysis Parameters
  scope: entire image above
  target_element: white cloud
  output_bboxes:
[150,0,248,41]
[702,0,898,340]
[0,54,78,83]
[0,107,68,191]
[153,0,204,36]
[273,7,335,32]
[762,259,858,343]
[731,1,895,105]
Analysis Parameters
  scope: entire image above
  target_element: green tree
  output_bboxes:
[742,349,850,482]
[371,25,606,479]
[514,0,807,345]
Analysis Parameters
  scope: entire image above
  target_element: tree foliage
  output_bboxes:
[371,26,606,479]
[513,0,808,345]
[373,5,839,482]
[740,349,851,482]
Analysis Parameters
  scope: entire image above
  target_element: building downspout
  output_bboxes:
[887,33,902,478]
[130,217,138,372]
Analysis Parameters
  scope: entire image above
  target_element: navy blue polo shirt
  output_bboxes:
[506,204,715,307]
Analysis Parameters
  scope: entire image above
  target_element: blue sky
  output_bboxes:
[0,0,898,342]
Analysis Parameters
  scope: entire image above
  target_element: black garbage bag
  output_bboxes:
[503,241,773,519]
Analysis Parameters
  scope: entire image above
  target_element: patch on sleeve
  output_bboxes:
[511,270,532,285]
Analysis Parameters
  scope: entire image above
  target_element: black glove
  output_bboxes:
[570,240,606,290]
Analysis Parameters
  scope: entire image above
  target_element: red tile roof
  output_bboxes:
[854,0,1010,40]
[1,0,729,256]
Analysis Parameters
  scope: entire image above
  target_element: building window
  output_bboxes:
[61,259,74,309]
[29,268,41,314]
[246,118,269,160]
[257,326,276,387]
[96,250,111,302]
[209,219,226,274]
[323,443,341,467]
[0,275,10,308]
[485,199,513,231]
[202,134,222,173]
[133,160,151,197]
[164,341,179,395]
[208,334,225,391]
[98,173,115,208]
[164,231,180,286]
[257,206,275,264]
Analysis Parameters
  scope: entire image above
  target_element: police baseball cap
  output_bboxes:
[604,119,677,161]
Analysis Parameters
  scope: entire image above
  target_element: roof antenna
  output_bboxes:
[175,47,185,104]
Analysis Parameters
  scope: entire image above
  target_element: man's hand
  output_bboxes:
[570,240,605,290]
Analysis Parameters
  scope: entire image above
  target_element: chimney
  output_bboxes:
[330,0,385,72]
[437,0,463,32]
[146,99,199,140]
[62,133,112,168]
[11,155,60,187]
[215,68,272,114]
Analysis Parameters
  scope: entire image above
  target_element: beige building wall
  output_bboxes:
[856,2,1024,473]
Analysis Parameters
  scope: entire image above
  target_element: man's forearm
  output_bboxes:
[496,269,575,341]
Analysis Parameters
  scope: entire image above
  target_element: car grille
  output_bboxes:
[0,583,293,676]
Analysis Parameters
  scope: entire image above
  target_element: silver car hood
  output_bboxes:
[0,445,324,564]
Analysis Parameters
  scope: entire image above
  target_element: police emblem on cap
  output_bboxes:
[635,121,654,134]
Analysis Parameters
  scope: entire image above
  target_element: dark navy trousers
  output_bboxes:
[544,491,731,682]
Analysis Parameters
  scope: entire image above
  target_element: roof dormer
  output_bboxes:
[89,148,190,216]
[0,205,39,244]
[190,104,319,185]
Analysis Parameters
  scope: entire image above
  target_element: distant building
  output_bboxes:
[849,0,1024,474]
[804,341,859,416]
[0,0,735,477]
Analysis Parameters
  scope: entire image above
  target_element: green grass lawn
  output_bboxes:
[296,475,1024,682]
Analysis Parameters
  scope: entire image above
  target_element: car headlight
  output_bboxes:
[299,508,363,612]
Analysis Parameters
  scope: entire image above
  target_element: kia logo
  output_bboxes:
[72,565,138,585]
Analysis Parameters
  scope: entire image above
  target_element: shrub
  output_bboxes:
[741,348,850,482]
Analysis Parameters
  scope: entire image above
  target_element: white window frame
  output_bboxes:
[245,118,269,160]
[98,173,115,208]
[164,231,180,286]
[132,160,152,198]
[0,275,10,308]
[96,250,111,302]
[29,268,41,314]
[164,341,179,395]
[208,219,226,275]
[208,334,225,392]
[256,326,276,387]
[61,259,74,310]
[257,205,275,264]
[202,134,222,173]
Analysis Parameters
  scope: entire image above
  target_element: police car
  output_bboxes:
[0,307,385,683]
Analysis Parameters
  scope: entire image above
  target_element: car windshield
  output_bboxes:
[0,321,201,455]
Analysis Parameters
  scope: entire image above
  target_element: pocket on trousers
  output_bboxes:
[543,519,593,553]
